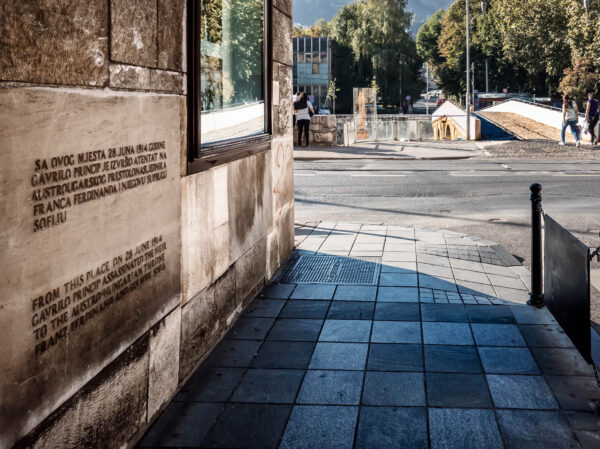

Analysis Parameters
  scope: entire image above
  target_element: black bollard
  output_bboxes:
[528,183,545,308]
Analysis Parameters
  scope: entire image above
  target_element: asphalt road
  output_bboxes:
[294,158,600,269]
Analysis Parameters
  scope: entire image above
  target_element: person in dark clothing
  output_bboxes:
[294,92,314,147]
[585,92,599,145]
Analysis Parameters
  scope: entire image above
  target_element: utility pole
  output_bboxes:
[466,0,471,140]
[426,63,430,116]
[485,59,489,93]
[472,62,475,111]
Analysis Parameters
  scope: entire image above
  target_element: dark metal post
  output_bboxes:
[528,183,545,307]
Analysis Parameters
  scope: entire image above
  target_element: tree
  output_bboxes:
[330,0,423,109]
[326,78,341,113]
[416,9,445,69]
[559,57,599,103]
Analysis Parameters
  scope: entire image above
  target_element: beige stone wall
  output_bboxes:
[293,115,338,146]
[0,1,294,448]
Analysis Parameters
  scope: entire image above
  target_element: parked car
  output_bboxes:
[436,98,446,107]
[319,108,331,115]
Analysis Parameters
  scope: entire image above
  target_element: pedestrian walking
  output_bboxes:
[585,91,599,145]
[559,94,581,147]
[294,92,314,147]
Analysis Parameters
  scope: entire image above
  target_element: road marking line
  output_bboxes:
[351,174,407,177]
[295,173,316,176]
[553,173,600,177]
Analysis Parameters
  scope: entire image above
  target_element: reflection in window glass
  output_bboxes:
[312,63,320,74]
[305,53,312,62]
[200,0,265,145]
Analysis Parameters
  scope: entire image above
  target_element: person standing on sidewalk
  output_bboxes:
[560,95,581,147]
[585,91,599,145]
[295,92,314,147]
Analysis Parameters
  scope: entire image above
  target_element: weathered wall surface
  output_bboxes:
[0,0,294,448]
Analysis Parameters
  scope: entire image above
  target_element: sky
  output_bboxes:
[292,0,454,36]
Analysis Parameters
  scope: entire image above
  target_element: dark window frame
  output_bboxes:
[186,0,273,174]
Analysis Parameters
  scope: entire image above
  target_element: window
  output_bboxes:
[312,63,320,74]
[190,0,267,152]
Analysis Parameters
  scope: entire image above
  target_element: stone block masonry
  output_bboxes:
[0,1,294,448]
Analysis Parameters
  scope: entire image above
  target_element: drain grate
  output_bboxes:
[282,255,381,284]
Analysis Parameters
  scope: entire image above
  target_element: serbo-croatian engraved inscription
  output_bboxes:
[31,141,168,232]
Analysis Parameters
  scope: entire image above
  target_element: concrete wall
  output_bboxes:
[0,1,294,448]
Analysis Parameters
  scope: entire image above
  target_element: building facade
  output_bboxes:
[292,36,331,110]
[0,1,294,447]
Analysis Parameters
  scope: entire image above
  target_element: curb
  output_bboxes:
[293,155,475,162]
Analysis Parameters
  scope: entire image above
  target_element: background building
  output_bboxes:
[293,37,332,110]
[0,1,294,448]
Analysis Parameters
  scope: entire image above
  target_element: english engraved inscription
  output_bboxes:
[31,141,168,232]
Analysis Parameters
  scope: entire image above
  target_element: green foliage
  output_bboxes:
[416,9,445,68]
[329,0,424,110]
[418,0,600,99]
[559,58,600,102]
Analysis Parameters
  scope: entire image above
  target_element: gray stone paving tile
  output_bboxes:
[367,343,423,372]
[418,263,454,278]
[319,319,371,342]
[496,410,581,449]
[333,285,377,302]
[483,263,520,277]
[545,376,600,411]
[267,319,324,341]
[384,242,416,252]
[471,323,526,347]
[449,259,485,272]
[487,374,558,409]
[280,405,358,449]
[371,321,422,344]
[510,305,558,324]
[564,411,600,431]
[204,339,262,367]
[382,251,417,262]
[297,370,363,405]
[201,403,291,449]
[426,373,492,408]
[352,243,383,252]
[355,406,427,449]
[375,303,420,321]
[466,305,516,324]
[260,283,296,299]
[531,347,594,376]
[328,301,374,320]
[422,322,474,345]
[380,272,419,287]
[479,347,540,374]
[457,281,497,297]
[243,299,286,318]
[309,342,369,370]
[377,286,420,302]
[174,367,245,402]
[418,275,457,292]
[424,345,483,373]
[231,369,305,404]
[416,253,451,267]
[279,300,330,319]
[227,317,275,340]
[488,273,527,289]
[577,430,600,449]
[290,284,336,300]
[495,286,531,303]
[362,372,425,406]
[251,341,315,369]
[428,408,503,449]
[421,304,468,322]
[350,250,382,257]
[453,268,490,284]
[380,260,417,273]
[138,402,223,447]
[519,324,575,348]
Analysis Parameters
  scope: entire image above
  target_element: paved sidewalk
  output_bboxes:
[294,141,484,161]
[138,223,600,449]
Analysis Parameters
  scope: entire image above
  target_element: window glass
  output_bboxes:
[320,37,327,51]
[312,63,320,74]
[305,53,312,62]
[312,38,319,52]
[200,0,265,145]
[305,38,311,53]
[298,38,304,52]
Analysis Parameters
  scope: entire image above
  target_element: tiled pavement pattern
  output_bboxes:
[139,223,600,449]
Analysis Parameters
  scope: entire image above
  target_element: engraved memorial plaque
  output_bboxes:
[0,88,181,445]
